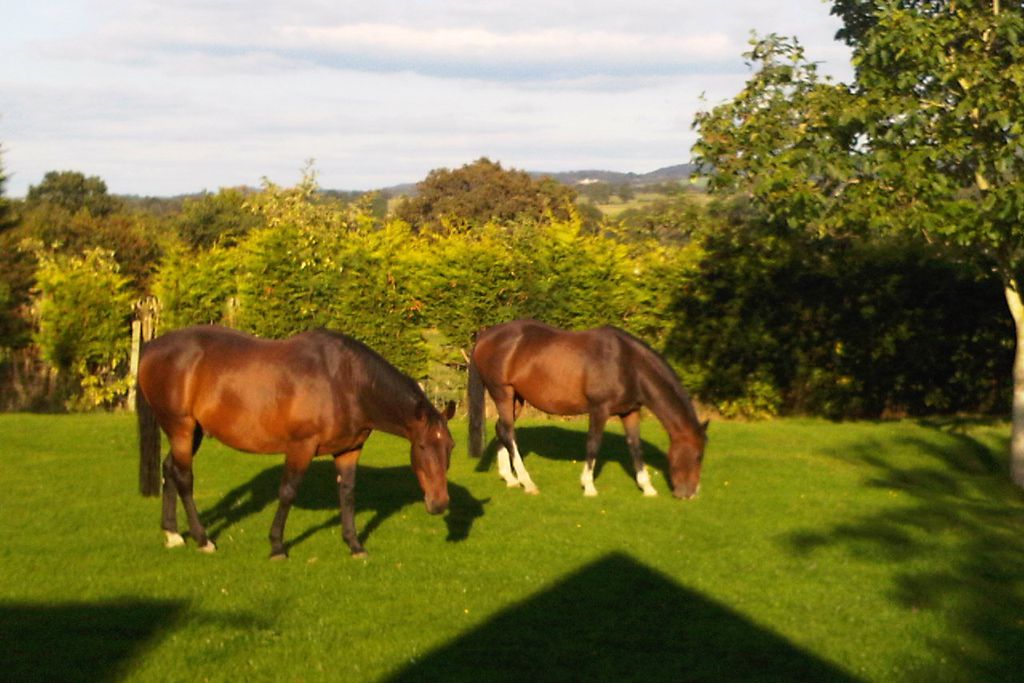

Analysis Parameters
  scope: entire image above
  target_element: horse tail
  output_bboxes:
[467,353,486,458]
[136,374,161,497]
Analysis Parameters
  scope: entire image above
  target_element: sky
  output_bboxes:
[0,1,853,198]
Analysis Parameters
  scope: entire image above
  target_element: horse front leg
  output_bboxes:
[580,409,609,497]
[334,449,366,558]
[268,443,315,560]
[623,410,657,496]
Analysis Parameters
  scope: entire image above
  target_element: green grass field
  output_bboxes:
[1,413,1022,682]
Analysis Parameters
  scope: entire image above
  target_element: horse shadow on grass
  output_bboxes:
[1,599,267,682]
[474,424,672,490]
[385,551,858,682]
[784,420,1024,680]
[199,461,486,555]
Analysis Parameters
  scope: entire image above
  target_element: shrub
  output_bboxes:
[31,245,136,410]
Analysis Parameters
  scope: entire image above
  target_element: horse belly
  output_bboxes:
[194,380,327,455]
[514,364,589,416]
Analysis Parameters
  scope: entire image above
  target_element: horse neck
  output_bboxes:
[638,360,700,444]
[363,389,424,441]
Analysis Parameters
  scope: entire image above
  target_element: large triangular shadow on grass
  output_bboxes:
[1,599,185,682]
[385,552,858,682]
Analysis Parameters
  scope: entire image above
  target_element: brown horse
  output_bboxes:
[137,325,455,559]
[468,319,707,498]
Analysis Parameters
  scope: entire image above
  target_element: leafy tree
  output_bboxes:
[26,171,120,217]
[693,34,857,234]
[831,0,1024,485]
[577,181,613,204]
[176,188,263,249]
[30,244,136,409]
[394,158,579,233]
[17,202,162,289]
[694,4,1024,485]
[0,144,15,233]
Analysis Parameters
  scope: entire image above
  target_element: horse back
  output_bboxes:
[474,320,640,415]
[139,326,358,454]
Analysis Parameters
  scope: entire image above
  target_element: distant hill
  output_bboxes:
[531,164,696,187]
[380,163,696,197]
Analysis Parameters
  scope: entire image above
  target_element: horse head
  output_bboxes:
[410,400,456,515]
[669,419,709,499]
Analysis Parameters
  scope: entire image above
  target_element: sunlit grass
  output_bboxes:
[1,413,1022,681]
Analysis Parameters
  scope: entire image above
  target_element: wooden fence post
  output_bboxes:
[128,297,159,412]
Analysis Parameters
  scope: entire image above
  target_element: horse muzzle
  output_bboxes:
[673,483,700,500]
[425,496,449,515]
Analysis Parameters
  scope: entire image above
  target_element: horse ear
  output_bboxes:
[442,400,456,421]
[700,419,710,435]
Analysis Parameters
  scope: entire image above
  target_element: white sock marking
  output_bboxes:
[164,531,185,548]
[497,446,520,487]
[511,443,539,494]
[581,462,598,496]
[637,467,658,497]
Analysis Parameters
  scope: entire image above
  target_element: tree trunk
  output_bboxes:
[1004,280,1024,487]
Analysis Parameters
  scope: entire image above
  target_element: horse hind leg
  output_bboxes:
[161,456,184,548]
[509,441,538,495]
[164,422,215,553]
[495,445,520,488]
[496,426,537,494]
[495,398,538,495]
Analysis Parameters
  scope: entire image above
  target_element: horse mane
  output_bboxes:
[314,329,430,412]
[605,326,701,426]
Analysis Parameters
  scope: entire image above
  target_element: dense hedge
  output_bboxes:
[23,175,1014,417]
[666,222,1012,418]
[153,188,697,406]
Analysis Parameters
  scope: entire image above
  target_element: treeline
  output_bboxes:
[0,158,1011,417]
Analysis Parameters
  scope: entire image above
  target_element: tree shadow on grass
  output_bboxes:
[385,552,858,682]
[1,599,267,682]
[474,424,671,490]
[785,423,1024,681]
[200,461,486,554]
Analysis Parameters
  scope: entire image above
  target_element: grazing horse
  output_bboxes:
[137,325,455,558]
[468,319,707,498]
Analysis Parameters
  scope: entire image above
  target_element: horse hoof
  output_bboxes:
[583,487,598,497]
[269,553,288,561]
[199,541,217,554]
[351,550,368,559]
[164,531,186,548]
[502,478,520,488]
[523,486,540,495]
[642,488,659,497]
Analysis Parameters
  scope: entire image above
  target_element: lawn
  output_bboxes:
[1,413,1022,681]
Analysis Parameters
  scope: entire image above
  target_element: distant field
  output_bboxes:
[1,413,1022,681]
[590,189,710,219]
[594,193,661,218]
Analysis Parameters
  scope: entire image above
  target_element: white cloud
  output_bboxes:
[274,23,737,80]
[0,0,852,196]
